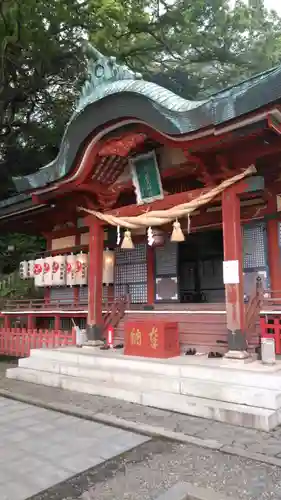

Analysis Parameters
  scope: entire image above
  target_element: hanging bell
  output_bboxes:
[121,229,135,249]
[170,219,185,242]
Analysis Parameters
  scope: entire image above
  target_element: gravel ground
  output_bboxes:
[27,439,281,500]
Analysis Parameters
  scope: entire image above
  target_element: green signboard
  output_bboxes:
[130,151,164,205]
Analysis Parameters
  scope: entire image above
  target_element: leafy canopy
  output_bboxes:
[1,0,281,195]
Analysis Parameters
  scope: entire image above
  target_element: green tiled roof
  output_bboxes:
[8,45,281,198]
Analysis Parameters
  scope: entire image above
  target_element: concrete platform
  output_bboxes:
[6,347,281,431]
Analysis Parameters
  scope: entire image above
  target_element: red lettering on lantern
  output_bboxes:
[44,262,50,273]
[34,264,42,275]
[76,260,82,272]
[52,261,59,273]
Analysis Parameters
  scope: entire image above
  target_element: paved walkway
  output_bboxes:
[1,361,281,469]
[0,395,148,500]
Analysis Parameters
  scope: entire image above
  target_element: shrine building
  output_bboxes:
[2,46,281,358]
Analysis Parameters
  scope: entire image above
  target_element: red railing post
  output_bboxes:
[260,315,281,355]
[4,315,10,330]
[0,328,3,354]
[27,314,34,331]
[71,327,76,345]
[274,318,281,354]
[0,321,83,357]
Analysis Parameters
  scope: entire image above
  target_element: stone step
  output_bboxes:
[18,357,180,394]
[28,347,182,376]
[180,378,281,410]
[6,366,278,431]
[141,390,278,431]
[5,366,141,405]
[28,347,281,390]
[18,356,281,410]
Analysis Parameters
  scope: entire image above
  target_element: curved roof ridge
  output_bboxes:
[210,63,281,98]
[11,48,281,194]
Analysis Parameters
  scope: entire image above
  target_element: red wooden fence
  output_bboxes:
[260,316,281,354]
[0,328,76,358]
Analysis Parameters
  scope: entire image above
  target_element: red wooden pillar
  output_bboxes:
[45,289,51,305]
[87,217,104,342]
[222,186,247,355]
[147,247,155,305]
[267,195,281,296]
[54,314,60,331]
[73,233,80,306]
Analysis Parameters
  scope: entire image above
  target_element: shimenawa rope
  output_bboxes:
[78,165,256,229]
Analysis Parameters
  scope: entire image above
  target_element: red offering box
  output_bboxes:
[124,321,179,358]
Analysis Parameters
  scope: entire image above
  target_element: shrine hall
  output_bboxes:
[1,46,281,360]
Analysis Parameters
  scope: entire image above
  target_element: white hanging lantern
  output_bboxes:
[76,252,88,286]
[52,254,66,286]
[19,261,28,280]
[103,249,115,284]
[43,256,53,287]
[34,258,44,287]
[66,254,77,287]
[27,260,35,279]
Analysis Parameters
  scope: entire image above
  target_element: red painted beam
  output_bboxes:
[189,202,268,230]
[100,179,266,219]
[31,129,281,209]
[233,139,281,166]
[106,187,211,217]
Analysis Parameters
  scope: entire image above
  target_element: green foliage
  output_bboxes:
[0,233,45,298]
[0,275,39,299]
[0,0,89,196]
[88,0,281,98]
[0,234,45,275]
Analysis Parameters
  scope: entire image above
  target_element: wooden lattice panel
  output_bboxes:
[115,244,147,303]
[243,222,267,270]
[155,241,178,276]
[115,263,147,284]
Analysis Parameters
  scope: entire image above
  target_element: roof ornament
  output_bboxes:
[77,42,142,112]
